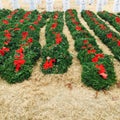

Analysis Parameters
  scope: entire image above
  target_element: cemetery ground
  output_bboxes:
[0,0,120,120]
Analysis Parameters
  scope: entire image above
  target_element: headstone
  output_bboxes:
[0,0,3,9]
[46,0,54,12]
[89,0,94,5]
[76,0,80,5]
[119,0,120,12]
[96,0,103,12]
[113,0,120,12]
[11,0,20,10]
[63,0,70,11]
[36,0,41,4]
[103,0,108,5]
[80,0,86,12]
[29,0,37,10]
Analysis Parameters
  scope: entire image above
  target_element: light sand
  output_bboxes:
[0,0,120,120]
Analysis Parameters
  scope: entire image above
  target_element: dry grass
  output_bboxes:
[0,0,120,120]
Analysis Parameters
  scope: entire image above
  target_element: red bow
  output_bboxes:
[115,17,120,23]
[43,59,56,70]
[106,33,112,39]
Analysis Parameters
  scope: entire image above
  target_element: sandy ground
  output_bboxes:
[0,0,120,120]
